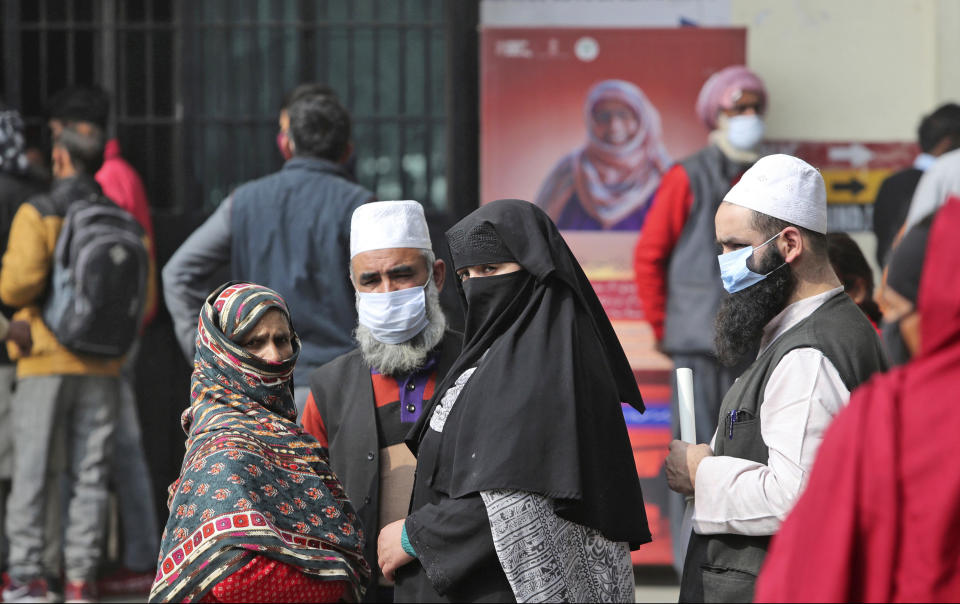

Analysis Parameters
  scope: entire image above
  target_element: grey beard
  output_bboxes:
[355,280,447,376]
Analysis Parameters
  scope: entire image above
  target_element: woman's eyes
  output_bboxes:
[243,335,289,348]
[458,265,499,281]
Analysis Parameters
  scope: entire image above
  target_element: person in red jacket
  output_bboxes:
[46,86,159,596]
[632,65,768,571]
[47,90,154,251]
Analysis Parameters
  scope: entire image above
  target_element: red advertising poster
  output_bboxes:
[481,27,746,565]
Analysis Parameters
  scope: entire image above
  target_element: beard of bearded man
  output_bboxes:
[714,245,797,368]
[355,277,447,377]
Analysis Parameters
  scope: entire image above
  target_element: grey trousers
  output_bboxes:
[5,374,119,583]
[41,341,160,576]
[668,353,747,575]
[0,364,16,570]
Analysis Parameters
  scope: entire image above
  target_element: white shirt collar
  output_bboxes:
[758,286,846,356]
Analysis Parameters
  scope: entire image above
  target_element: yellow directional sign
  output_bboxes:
[820,169,892,205]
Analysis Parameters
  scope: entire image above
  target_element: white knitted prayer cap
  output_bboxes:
[724,154,828,234]
[350,200,432,258]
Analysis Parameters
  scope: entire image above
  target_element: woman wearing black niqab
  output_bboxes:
[378,199,650,603]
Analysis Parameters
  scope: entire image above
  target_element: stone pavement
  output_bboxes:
[634,565,681,603]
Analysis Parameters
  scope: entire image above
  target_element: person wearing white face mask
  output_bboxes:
[662,154,887,602]
[300,200,462,602]
[632,64,770,571]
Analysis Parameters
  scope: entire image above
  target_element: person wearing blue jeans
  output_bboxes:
[109,340,160,578]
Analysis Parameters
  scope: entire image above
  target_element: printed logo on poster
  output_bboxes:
[574,36,599,61]
[495,39,533,58]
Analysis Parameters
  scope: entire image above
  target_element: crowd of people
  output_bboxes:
[0,61,957,604]
[0,86,159,603]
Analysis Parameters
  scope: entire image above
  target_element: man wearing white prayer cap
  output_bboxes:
[301,200,462,602]
[663,154,888,603]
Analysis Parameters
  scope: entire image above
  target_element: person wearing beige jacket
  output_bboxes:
[0,122,154,603]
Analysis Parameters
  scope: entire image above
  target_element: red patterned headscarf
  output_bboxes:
[150,282,369,602]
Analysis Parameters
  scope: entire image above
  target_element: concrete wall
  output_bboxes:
[730,0,955,141]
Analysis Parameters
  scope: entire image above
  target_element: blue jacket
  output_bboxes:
[231,157,372,383]
[162,157,372,387]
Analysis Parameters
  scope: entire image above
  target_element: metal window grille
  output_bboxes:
[1,0,182,211]
[1,0,449,214]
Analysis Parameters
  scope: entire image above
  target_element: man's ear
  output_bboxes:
[847,276,868,305]
[433,258,446,292]
[339,141,354,165]
[51,144,70,178]
[780,226,804,264]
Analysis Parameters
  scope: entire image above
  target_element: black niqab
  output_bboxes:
[408,199,650,546]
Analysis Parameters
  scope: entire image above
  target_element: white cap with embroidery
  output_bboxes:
[350,200,432,258]
[724,154,828,234]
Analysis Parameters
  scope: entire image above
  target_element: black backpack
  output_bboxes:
[43,194,149,358]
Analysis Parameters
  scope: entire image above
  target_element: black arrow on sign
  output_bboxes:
[832,178,865,195]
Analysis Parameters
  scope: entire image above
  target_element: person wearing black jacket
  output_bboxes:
[301,201,462,602]
[872,103,960,266]
[380,200,649,603]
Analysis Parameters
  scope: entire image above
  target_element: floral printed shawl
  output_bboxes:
[149,282,369,602]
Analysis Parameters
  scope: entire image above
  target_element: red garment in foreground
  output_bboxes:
[632,164,694,340]
[755,197,960,603]
[199,555,347,603]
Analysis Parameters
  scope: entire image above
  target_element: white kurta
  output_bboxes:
[693,287,850,537]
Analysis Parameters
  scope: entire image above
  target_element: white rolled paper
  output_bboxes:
[676,366,698,547]
[677,367,696,444]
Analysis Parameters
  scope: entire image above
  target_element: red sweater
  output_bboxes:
[632,164,695,341]
[96,139,157,325]
[96,139,155,242]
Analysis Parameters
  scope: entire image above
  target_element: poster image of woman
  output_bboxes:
[535,79,671,231]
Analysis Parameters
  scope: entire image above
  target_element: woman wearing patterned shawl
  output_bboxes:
[150,282,369,603]
[535,79,671,230]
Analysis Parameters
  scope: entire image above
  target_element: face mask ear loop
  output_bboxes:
[423,260,434,291]
[759,230,782,249]
[755,230,787,275]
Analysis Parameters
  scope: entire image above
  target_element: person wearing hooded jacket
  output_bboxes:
[377,199,650,603]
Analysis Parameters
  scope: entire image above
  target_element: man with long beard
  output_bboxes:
[664,154,887,603]
[301,200,461,602]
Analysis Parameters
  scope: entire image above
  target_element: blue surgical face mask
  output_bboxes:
[726,114,765,150]
[717,232,785,294]
[357,278,431,344]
